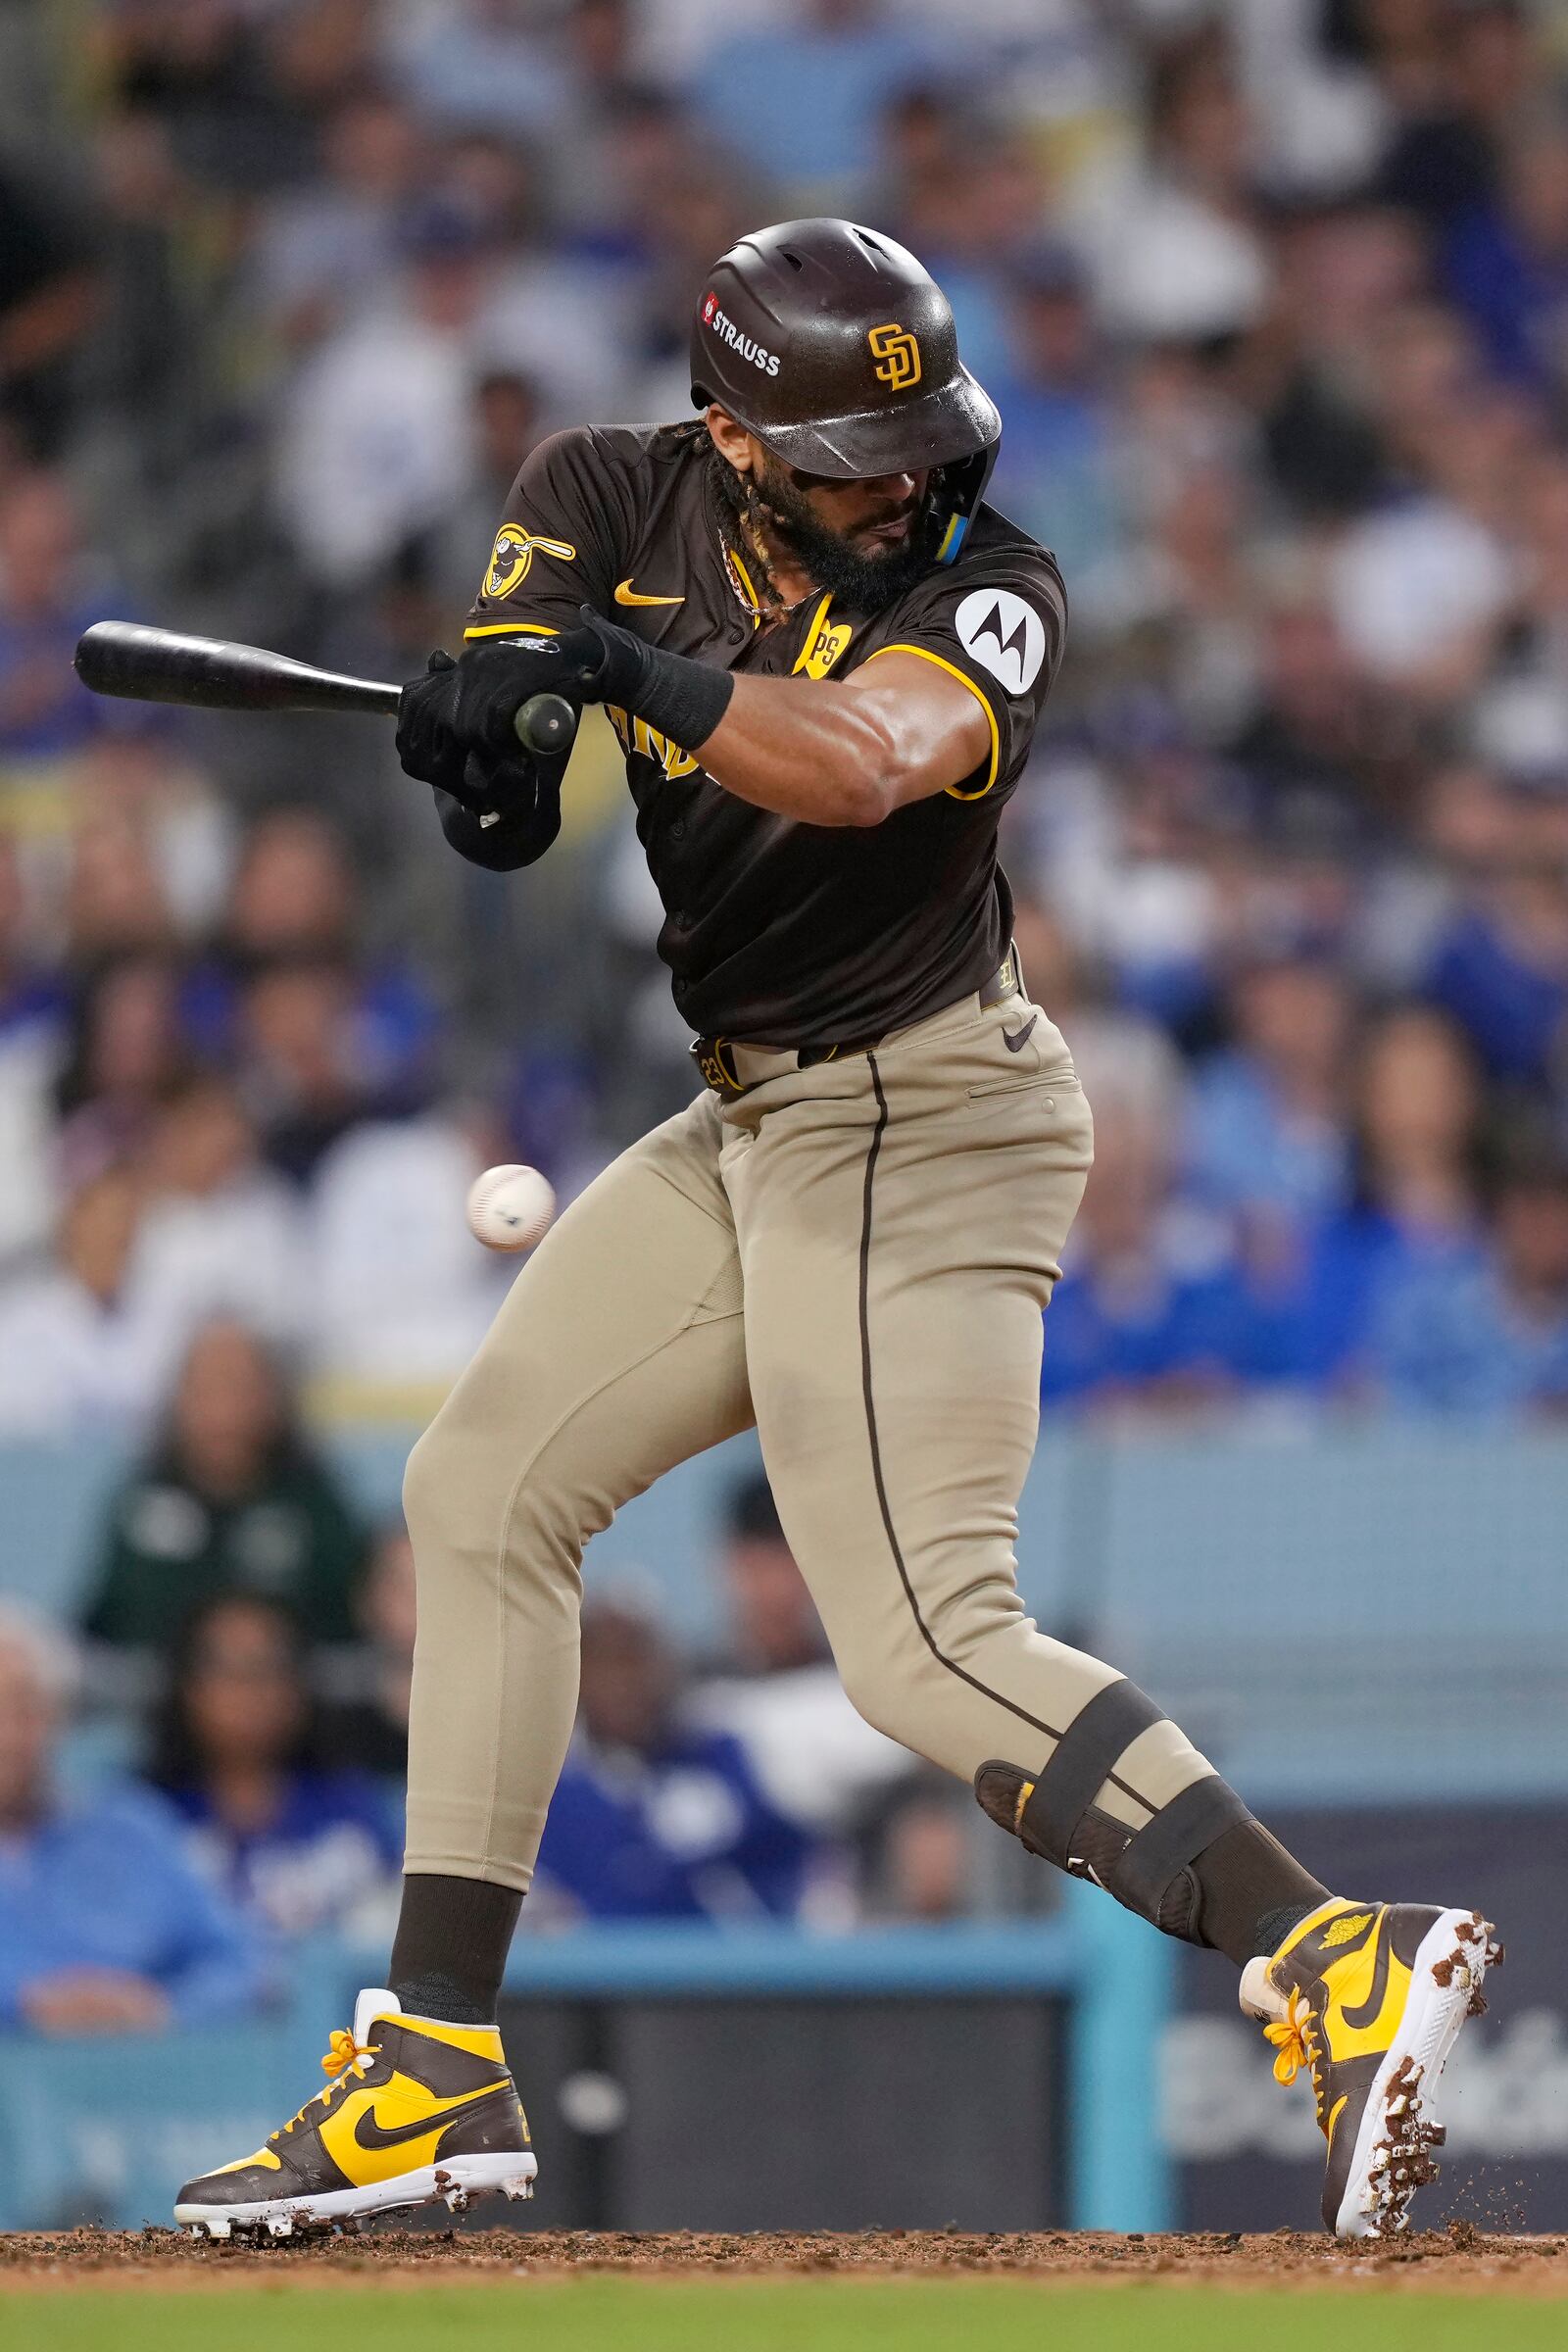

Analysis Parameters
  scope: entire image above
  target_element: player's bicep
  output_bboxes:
[861,571,1066,805]
[840,652,996,807]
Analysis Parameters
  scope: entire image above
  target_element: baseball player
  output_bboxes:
[177,221,1498,2242]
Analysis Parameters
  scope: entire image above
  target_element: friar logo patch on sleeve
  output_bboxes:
[955,588,1047,695]
[483,524,577,601]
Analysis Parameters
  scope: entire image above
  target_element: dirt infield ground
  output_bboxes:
[3,2224,1565,2294]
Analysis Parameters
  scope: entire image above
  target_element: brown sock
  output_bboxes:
[388,1872,522,2025]
[1191,1820,1329,1970]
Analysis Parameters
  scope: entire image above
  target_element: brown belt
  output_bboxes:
[691,952,1022,1098]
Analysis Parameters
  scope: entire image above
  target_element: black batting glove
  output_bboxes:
[398,612,731,783]
[398,633,606,773]
[395,650,469,794]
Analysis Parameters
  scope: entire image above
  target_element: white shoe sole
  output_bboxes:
[1334,1908,1501,2240]
[174,2149,538,2238]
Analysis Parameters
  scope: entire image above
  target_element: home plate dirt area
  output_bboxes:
[2,2224,1565,2292]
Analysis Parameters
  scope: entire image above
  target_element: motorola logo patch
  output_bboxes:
[955,588,1047,696]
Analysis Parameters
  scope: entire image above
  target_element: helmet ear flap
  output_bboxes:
[933,442,1001,564]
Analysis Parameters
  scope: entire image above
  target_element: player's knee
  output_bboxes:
[403,1400,596,1596]
[831,1639,926,1749]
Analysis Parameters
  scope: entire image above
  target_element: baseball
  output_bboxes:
[466,1162,557,1252]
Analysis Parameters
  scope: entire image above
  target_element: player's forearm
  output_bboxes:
[696,674,911,827]
[422,618,988,831]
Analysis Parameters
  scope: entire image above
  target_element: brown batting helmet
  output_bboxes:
[690,218,1002,564]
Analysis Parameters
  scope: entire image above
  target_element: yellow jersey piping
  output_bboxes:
[463,620,562,641]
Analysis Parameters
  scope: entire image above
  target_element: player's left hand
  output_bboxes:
[421,634,604,754]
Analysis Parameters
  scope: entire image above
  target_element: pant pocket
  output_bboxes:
[966,1065,1079,1103]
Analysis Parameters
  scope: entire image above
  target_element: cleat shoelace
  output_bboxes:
[1264,1988,1329,2125]
[272,2028,380,2140]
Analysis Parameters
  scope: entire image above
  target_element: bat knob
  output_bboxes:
[514,692,577,758]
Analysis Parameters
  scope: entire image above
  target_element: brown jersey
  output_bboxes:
[465,421,1066,1047]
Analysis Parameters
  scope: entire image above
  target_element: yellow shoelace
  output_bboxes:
[274,2028,379,2138]
[1265,1988,1327,2120]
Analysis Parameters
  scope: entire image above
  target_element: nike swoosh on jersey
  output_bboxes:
[352,2083,509,2151]
[1003,1014,1039,1054]
[614,579,684,607]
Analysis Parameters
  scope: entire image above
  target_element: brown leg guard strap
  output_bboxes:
[974,1674,1254,1945]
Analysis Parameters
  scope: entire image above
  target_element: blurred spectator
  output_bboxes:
[1184,956,1355,1232]
[185,806,439,1098]
[146,1592,399,1941]
[0,167,97,460]
[1200,1004,1491,1393]
[1374,0,1536,228]
[707,1470,828,1677]
[987,245,1120,584]
[82,1319,368,1650]
[1043,1081,1250,1411]
[236,956,386,1185]
[248,90,429,351]
[1444,114,1568,389]
[306,1111,506,1395]
[1371,1134,1568,1414]
[1326,308,1521,699]
[692,2,936,200]
[1419,795,1568,1087]
[694,1472,913,1841]
[271,207,487,589]
[55,954,188,1194]
[133,1073,307,1347]
[63,809,177,964]
[535,1593,817,1921]
[0,471,127,767]
[0,834,60,1263]
[0,1168,182,1440]
[318,1523,416,1780]
[420,368,547,614]
[69,736,236,939]
[0,1605,262,2033]
[1074,27,1271,343]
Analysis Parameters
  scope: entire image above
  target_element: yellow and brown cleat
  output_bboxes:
[174,1989,536,2238]
[1242,1899,1502,2239]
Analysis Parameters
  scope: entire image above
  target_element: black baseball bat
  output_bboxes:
[73,620,578,759]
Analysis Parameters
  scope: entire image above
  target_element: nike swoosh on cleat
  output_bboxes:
[352,2085,508,2151]
[1003,1015,1039,1054]
[1339,1916,1395,2034]
[614,579,684,607]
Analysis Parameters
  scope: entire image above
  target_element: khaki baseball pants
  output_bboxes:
[402,984,1218,1888]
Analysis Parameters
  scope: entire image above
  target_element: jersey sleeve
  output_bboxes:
[464,425,636,642]
[867,544,1067,801]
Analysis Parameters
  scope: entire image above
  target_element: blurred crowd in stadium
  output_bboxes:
[8,0,1568,2007]
[1,1469,952,2024]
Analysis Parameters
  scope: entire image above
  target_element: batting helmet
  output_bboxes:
[691,219,1002,564]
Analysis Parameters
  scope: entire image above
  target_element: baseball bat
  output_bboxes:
[73,620,578,759]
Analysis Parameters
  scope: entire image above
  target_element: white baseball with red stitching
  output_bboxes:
[466,1163,557,1252]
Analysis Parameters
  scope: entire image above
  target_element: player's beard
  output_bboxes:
[752,456,941,611]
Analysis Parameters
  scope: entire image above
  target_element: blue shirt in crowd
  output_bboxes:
[535,1726,813,1922]
[1185,1051,1349,1228]
[161,1770,401,1942]
[0,1784,263,2029]
[1370,1259,1568,1416]
[1421,909,1568,1089]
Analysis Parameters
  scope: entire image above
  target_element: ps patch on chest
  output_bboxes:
[955,588,1047,695]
